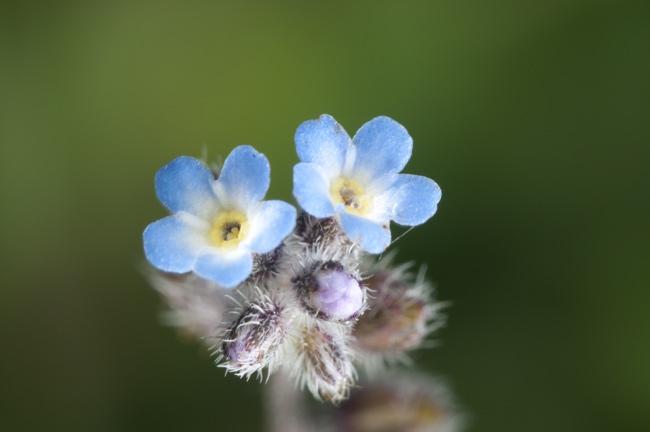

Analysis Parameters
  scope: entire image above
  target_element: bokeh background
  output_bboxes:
[1,0,649,431]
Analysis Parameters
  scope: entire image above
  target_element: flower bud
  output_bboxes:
[296,262,365,321]
[147,271,225,346]
[292,323,355,404]
[312,266,364,321]
[249,245,284,285]
[354,270,438,354]
[219,298,286,378]
[295,212,346,249]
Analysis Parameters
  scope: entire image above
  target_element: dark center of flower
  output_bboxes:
[339,185,361,209]
[222,221,242,241]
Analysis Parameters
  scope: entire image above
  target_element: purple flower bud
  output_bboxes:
[219,298,286,378]
[225,325,256,365]
[308,264,364,321]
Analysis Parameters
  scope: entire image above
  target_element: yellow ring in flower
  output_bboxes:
[330,177,372,216]
[209,210,249,249]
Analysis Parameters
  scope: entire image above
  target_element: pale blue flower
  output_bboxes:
[144,145,296,288]
[293,114,441,253]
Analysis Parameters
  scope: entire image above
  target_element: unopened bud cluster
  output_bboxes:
[215,213,366,402]
[149,213,445,403]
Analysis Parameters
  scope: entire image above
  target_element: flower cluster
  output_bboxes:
[143,114,444,403]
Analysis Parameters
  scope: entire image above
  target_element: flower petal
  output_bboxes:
[295,114,352,178]
[386,174,442,226]
[351,116,413,183]
[193,250,253,288]
[293,162,335,218]
[155,156,218,218]
[339,212,391,254]
[216,145,270,209]
[247,200,297,254]
[143,214,207,273]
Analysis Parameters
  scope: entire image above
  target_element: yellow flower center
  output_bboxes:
[330,177,371,216]
[209,210,249,249]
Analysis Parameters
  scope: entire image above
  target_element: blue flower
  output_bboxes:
[293,114,441,254]
[143,145,296,288]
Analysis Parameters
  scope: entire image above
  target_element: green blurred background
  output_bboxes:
[1,0,649,430]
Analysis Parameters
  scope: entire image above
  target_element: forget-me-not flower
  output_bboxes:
[143,145,296,288]
[293,114,441,254]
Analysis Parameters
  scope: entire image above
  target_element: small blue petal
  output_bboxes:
[143,214,206,273]
[293,162,335,218]
[248,200,297,254]
[295,114,351,177]
[339,212,391,254]
[352,116,413,182]
[193,250,253,288]
[387,174,442,226]
[217,145,270,208]
[155,156,217,218]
